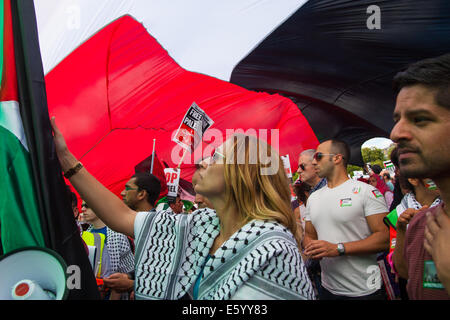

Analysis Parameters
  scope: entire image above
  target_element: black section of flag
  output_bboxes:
[230,0,450,166]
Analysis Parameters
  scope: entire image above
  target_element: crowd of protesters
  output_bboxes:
[58,53,450,300]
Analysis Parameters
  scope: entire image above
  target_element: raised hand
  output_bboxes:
[50,116,78,172]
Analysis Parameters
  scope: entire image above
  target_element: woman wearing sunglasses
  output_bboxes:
[51,118,314,300]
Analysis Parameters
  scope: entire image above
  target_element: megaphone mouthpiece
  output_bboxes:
[11,280,54,300]
[0,247,68,300]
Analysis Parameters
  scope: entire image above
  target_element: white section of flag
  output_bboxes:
[34,0,308,80]
[0,100,28,151]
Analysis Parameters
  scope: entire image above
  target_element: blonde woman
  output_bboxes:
[51,118,314,300]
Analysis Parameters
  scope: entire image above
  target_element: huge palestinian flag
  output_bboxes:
[35,0,450,202]
[0,0,99,299]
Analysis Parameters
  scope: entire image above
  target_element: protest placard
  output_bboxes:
[164,168,181,204]
[173,102,214,153]
[281,154,293,179]
[352,170,364,180]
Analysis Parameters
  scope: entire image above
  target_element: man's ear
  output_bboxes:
[137,189,147,201]
[334,154,343,165]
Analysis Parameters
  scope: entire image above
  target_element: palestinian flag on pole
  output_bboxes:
[0,0,99,299]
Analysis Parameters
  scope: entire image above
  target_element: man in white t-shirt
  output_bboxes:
[304,139,390,299]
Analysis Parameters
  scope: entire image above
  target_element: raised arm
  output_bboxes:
[51,117,136,238]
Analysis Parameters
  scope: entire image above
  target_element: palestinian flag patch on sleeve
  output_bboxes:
[372,189,383,198]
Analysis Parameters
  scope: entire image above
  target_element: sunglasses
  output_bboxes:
[210,148,225,164]
[298,163,308,171]
[81,203,89,209]
[313,152,344,162]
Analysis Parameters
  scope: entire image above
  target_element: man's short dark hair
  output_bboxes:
[330,139,350,167]
[393,53,450,110]
[132,172,161,206]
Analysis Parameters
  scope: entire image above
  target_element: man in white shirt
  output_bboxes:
[304,139,389,299]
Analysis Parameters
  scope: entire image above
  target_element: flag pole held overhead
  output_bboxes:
[150,138,156,174]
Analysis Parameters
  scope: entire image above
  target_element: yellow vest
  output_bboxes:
[82,231,106,278]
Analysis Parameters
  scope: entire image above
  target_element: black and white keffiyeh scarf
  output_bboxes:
[86,226,135,274]
[396,192,442,216]
[134,208,315,300]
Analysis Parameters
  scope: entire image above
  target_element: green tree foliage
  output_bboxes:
[386,144,397,161]
[292,171,299,182]
[347,164,363,178]
[361,147,386,164]
[347,147,389,177]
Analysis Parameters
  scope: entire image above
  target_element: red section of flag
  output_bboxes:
[0,0,18,101]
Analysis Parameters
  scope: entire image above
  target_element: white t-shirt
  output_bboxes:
[305,179,388,297]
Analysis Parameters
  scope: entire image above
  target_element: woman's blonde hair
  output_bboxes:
[222,134,302,248]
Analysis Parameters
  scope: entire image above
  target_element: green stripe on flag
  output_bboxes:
[384,208,398,230]
[0,125,45,252]
[0,0,46,253]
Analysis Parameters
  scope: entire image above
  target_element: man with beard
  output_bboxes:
[390,53,450,299]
